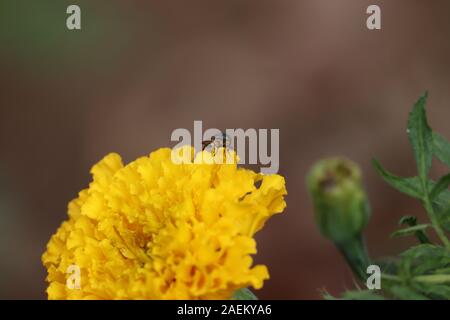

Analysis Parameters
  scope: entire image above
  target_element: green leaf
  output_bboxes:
[399,244,450,276]
[321,291,337,300]
[430,173,450,200]
[371,169,450,232]
[389,286,429,300]
[399,215,417,226]
[429,180,450,204]
[399,244,444,261]
[232,288,258,300]
[432,267,450,274]
[437,207,450,232]
[372,160,423,199]
[374,257,399,275]
[390,224,429,238]
[341,290,385,300]
[407,92,433,185]
[412,282,450,300]
[432,189,450,232]
[433,132,450,168]
[414,274,450,284]
[397,216,430,244]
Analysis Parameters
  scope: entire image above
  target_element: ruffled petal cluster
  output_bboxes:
[42,146,287,299]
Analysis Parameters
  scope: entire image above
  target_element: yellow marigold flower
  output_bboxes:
[42,146,287,299]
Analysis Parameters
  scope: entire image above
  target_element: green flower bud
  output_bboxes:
[307,157,370,243]
[307,158,371,280]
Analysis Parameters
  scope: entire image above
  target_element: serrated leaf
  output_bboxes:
[433,132,450,168]
[399,215,417,226]
[232,288,258,300]
[373,161,450,210]
[411,258,447,276]
[437,208,450,233]
[373,159,450,233]
[412,282,450,300]
[389,286,429,300]
[400,244,448,261]
[432,191,450,232]
[432,267,450,274]
[372,160,423,199]
[407,93,432,185]
[390,224,429,238]
[376,176,450,233]
[399,244,450,277]
[430,181,450,205]
[397,216,430,244]
[430,173,450,200]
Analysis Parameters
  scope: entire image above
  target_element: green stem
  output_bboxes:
[381,274,401,282]
[381,273,450,285]
[336,235,371,281]
[423,195,450,249]
[413,274,450,284]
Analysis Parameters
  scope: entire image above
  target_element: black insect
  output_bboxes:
[202,133,231,151]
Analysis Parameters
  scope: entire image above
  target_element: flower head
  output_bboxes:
[307,157,370,243]
[307,157,371,280]
[42,146,287,299]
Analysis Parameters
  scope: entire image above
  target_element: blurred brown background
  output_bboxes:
[1,0,450,299]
